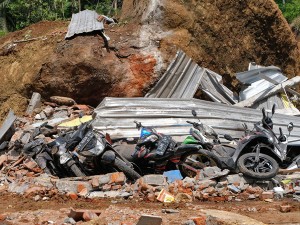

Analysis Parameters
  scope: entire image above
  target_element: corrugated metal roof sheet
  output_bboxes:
[236,65,288,101]
[65,10,104,39]
[93,97,300,142]
[145,50,237,104]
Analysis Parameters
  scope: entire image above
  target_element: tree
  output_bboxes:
[0,0,122,32]
[275,0,300,23]
[0,0,10,32]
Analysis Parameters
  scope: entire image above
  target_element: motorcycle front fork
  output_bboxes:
[255,144,261,162]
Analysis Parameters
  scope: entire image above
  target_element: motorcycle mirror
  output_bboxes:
[224,134,234,141]
[272,104,276,115]
[192,110,197,117]
[287,122,294,134]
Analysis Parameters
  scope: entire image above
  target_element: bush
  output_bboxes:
[276,0,300,23]
[0,30,7,37]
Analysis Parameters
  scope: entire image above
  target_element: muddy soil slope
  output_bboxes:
[0,0,299,122]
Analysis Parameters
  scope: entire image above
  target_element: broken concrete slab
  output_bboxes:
[26,92,41,115]
[0,110,16,144]
[56,179,92,193]
[201,209,266,225]
[141,174,166,186]
[136,215,162,225]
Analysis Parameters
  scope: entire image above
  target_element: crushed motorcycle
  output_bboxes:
[207,105,293,179]
[57,113,141,181]
[115,120,219,178]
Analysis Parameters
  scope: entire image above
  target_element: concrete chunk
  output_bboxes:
[0,110,16,144]
[26,92,41,115]
[136,215,162,225]
[142,175,166,186]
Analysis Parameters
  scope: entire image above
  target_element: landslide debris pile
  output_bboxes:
[0,95,298,207]
[1,0,300,122]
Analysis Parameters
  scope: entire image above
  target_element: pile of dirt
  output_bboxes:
[1,0,300,122]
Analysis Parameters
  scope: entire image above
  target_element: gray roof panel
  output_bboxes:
[65,10,104,39]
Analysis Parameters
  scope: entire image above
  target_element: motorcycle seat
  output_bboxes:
[176,144,201,152]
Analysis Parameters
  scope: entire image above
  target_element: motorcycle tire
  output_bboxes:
[237,152,279,180]
[178,149,221,178]
[113,157,141,181]
[70,163,86,177]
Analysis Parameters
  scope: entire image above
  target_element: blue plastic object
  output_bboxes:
[140,127,152,138]
[163,170,183,183]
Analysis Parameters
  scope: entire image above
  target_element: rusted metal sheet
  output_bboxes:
[65,10,104,39]
[93,98,300,142]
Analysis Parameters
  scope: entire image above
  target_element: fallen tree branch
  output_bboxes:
[13,36,47,43]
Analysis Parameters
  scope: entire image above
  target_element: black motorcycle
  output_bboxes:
[210,105,293,179]
[62,114,141,181]
[23,122,84,177]
[115,120,219,177]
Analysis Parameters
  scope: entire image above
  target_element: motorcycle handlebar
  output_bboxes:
[133,120,142,129]
[186,121,195,125]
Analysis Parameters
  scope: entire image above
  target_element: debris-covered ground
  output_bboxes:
[0,94,298,224]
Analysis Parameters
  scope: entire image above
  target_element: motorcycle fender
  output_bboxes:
[101,150,116,164]
[219,157,235,170]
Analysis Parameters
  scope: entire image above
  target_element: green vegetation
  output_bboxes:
[275,0,300,23]
[0,0,121,32]
[0,30,6,37]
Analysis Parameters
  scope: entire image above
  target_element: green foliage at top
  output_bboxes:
[275,0,300,23]
[0,0,121,31]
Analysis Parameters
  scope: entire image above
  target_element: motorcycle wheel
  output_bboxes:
[237,153,279,180]
[178,149,221,178]
[113,157,141,181]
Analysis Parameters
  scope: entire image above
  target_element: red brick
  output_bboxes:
[77,183,86,193]
[82,211,98,221]
[260,191,274,200]
[67,192,78,200]
[147,193,156,202]
[102,184,112,191]
[109,172,126,184]
[246,186,263,194]
[192,215,206,225]
[23,158,38,170]
[280,205,291,213]
[0,214,6,221]
[208,196,226,202]
[78,188,88,196]
[91,177,99,188]
[24,186,46,197]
